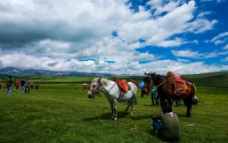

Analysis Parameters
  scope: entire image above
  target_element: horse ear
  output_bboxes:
[98,77,102,82]
[144,72,147,75]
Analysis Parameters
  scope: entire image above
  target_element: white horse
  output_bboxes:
[87,77,137,121]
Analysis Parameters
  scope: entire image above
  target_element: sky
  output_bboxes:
[0,0,228,76]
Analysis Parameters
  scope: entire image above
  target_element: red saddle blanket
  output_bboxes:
[174,74,185,83]
[173,74,188,96]
[115,78,128,92]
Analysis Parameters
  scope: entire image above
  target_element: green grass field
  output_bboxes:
[0,78,228,143]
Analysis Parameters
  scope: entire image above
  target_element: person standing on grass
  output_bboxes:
[6,76,14,96]
[14,79,19,90]
[30,81,34,89]
[151,101,180,142]
[35,81,39,90]
[25,78,30,93]
[20,78,26,94]
[151,85,159,106]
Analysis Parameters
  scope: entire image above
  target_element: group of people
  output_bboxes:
[3,76,40,96]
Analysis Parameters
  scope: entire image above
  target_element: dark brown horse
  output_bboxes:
[142,72,196,117]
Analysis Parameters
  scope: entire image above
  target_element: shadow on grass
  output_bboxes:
[143,104,153,106]
[82,111,129,121]
[130,114,152,120]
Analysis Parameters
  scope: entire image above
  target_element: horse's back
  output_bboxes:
[162,80,195,100]
[128,82,137,94]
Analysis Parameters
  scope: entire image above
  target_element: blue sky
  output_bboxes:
[0,0,227,75]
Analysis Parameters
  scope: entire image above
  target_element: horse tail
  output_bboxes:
[192,83,197,100]
[193,83,196,95]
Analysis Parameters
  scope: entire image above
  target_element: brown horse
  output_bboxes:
[142,72,196,117]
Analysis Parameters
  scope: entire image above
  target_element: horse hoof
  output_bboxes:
[130,113,133,116]
[186,115,191,117]
[114,117,117,121]
[111,116,114,120]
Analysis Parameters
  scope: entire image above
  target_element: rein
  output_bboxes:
[91,80,117,97]
[100,82,116,95]
[155,79,168,88]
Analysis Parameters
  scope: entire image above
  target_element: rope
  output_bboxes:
[93,97,137,132]
[155,79,167,88]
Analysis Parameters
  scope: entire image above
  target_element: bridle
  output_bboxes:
[89,77,116,97]
[143,75,153,91]
[89,82,100,96]
[144,74,168,90]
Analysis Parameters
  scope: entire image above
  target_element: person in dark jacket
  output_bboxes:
[151,101,180,142]
[20,78,26,94]
[35,81,39,90]
[6,76,14,96]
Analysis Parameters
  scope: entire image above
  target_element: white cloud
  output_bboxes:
[210,32,228,45]
[0,0,224,75]
[223,44,228,50]
[221,57,228,62]
[197,11,211,18]
[172,49,228,59]
[171,50,202,58]
[201,0,226,3]
[177,58,189,62]
[0,52,221,75]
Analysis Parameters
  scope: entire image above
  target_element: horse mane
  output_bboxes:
[92,77,109,86]
[150,73,167,84]
[100,78,108,86]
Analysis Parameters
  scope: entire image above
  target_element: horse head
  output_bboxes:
[142,72,155,94]
[87,77,102,99]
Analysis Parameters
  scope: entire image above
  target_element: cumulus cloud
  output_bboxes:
[0,0,224,75]
[172,49,228,59]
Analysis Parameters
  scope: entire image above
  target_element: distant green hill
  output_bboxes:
[182,72,228,87]
[0,74,19,81]
[0,72,227,87]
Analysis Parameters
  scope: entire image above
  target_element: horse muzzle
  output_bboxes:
[142,86,150,94]
[87,91,94,99]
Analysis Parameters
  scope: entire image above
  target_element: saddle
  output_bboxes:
[173,75,192,96]
[167,72,189,96]
[114,77,130,93]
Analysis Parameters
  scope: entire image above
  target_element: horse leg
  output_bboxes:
[125,101,130,114]
[184,97,193,117]
[130,98,134,116]
[167,97,172,105]
[125,99,134,116]
[159,93,165,104]
[113,99,118,121]
[109,100,115,120]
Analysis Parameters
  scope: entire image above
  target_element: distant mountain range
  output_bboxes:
[0,67,116,77]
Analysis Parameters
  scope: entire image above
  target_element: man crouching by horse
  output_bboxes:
[151,101,180,142]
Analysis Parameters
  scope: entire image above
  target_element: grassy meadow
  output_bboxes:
[0,75,228,143]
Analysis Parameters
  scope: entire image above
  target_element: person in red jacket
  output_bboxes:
[14,79,19,90]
